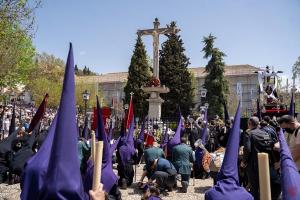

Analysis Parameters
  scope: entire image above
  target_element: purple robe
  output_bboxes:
[278,129,300,200]
[205,102,253,200]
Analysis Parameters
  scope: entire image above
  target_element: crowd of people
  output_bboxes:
[1,100,300,200]
[1,44,299,200]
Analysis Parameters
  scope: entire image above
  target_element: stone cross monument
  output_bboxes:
[138,18,180,119]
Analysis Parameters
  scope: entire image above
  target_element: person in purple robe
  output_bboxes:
[135,119,146,164]
[83,97,122,200]
[278,128,300,200]
[116,118,137,189]
[205,102,254,200]
[22,44,87,199]
[141,184,161,200]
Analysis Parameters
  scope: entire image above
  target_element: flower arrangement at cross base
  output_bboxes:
[147,76,160,87]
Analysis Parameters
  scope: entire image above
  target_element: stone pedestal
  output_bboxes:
[142,85,169,119]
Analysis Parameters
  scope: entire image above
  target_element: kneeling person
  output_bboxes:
[139,139,165,185]
[147,158,177,192]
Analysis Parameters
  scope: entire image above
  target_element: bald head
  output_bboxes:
[248,116,260,130]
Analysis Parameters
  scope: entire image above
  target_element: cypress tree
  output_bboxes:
[75,64,79,75]
[159,22,194,118]
[202,34,229,118]
[124,35,151,119]
[83,66,87,75]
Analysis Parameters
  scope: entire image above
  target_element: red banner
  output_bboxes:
[91,106,111,131]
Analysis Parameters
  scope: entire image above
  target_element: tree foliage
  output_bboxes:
[159,22,194,117]
[27,52,101,108]
[29,77,63,108]
[124,35,151,119]
[75,65,97,76]
[34,52,65,81]
[26,52,65,107]
[0,0,41,89]
[292,56,300,80]
[202,34,229,118]
[75,80,101,112]
[0,21,36,88]
[0,0,41,36]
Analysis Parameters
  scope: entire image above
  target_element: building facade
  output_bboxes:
[191,65,260,116]
[76,65,260,117]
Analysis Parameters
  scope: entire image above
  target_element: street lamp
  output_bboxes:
[204,103,209,109]
[82,90,90,116]
[124,104,129,110]
[200,88,207,98]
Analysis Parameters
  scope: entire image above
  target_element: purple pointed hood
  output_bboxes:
[110,136,120,156]
[20,115,57,200]
[98,96,118,193]
[108,122,113,143]
[96,96,110,165]
[83,97,118,194]
[289,93,295,117]
[278,128,300,200]
[160,128,169,149]
[205,102,253,200]
[40,43,86,200]
[168,112,182,150]
[127,117,135,147]
[28,93,48,133]
[9,103,16,135]
[119,117,136,165]
[137,119,146,144]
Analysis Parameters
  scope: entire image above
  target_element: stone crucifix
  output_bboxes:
[137,18,180,80]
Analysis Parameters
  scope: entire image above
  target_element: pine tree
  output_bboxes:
[75,64,79,75]
[202,34,229,118]
[83,66,87,75]
[124,35,151,119]
[159,22,194,118]
[87,67,91,75]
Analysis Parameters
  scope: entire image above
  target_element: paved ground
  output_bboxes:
[0,165,213,200]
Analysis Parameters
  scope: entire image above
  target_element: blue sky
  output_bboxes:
[34,0,300,82]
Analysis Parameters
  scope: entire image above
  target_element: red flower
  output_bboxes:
[147,76,160,87]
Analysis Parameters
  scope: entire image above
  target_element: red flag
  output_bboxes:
[126,95,134,130]
[28,93,49,133]
[144,133,154,147]
[92,106,111,131]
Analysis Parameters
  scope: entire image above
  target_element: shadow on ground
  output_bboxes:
[127,182,143,196]
[194,186,211,193]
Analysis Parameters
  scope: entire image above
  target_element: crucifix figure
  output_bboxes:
[137,18,180,80]
[129,92,134,104]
